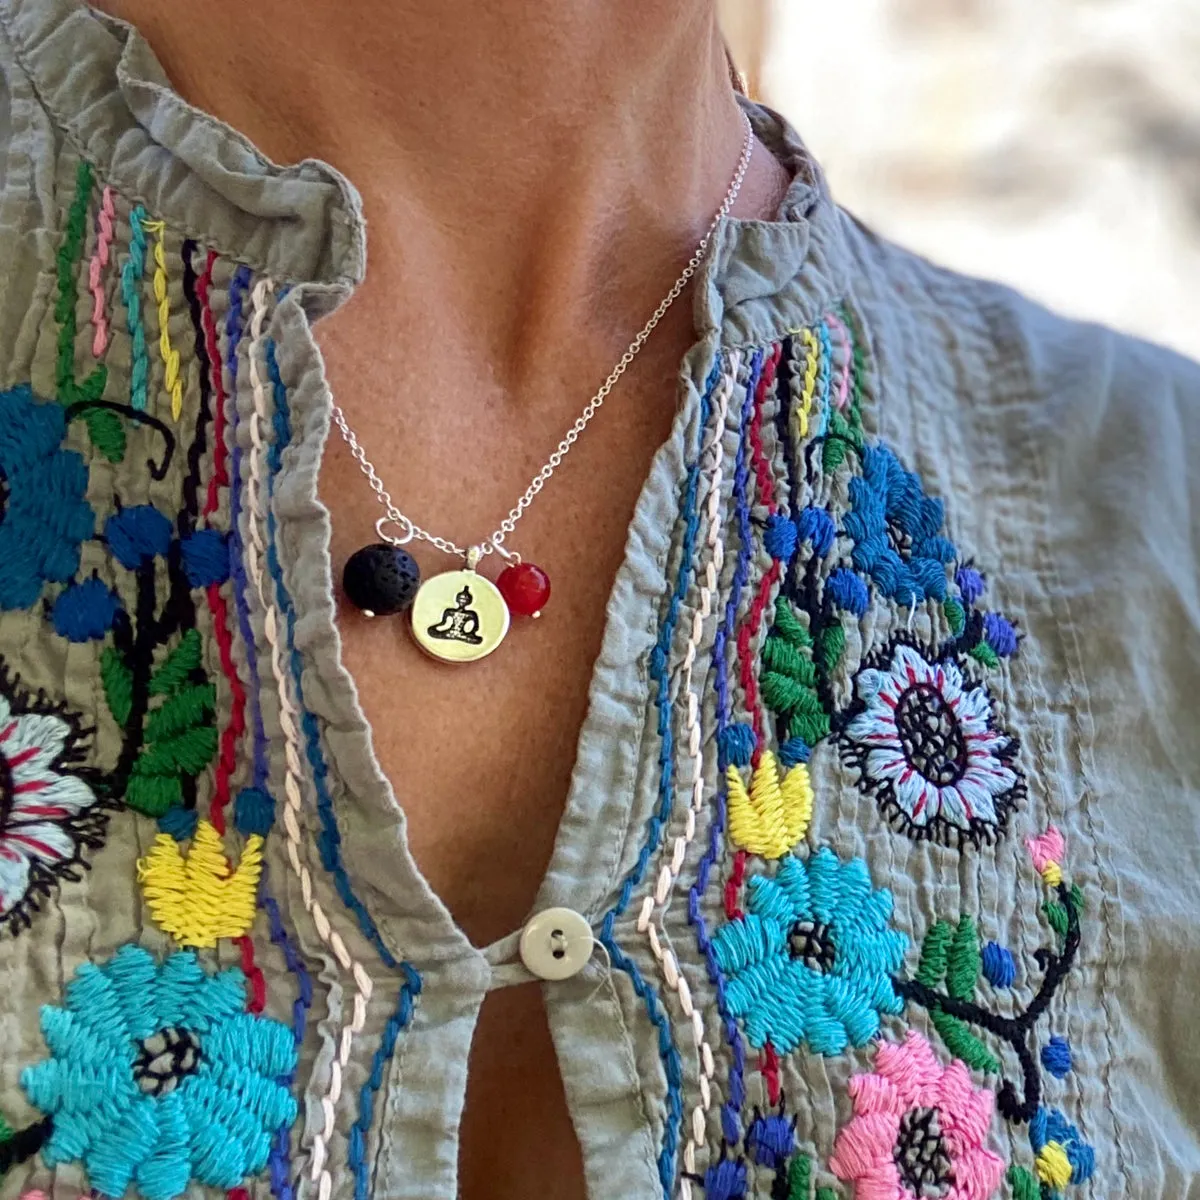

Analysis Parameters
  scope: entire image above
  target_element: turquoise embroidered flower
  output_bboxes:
[0,385,95,611]
[712,848,907,1055]
[842,443,957,606]
[21,944,298,1200]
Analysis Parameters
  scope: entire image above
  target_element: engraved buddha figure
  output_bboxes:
[427,586,484,644]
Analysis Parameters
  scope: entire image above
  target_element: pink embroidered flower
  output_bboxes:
[829,1030,1005,1200]
[0,675,106,932]
[842,641,1025,847]
[1025,826,1065,885]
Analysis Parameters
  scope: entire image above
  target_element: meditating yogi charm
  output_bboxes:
[410,552,510,663]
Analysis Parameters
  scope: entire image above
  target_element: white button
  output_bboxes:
[519,907,594,981]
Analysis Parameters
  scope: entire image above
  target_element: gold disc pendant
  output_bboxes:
[410,566,511,663]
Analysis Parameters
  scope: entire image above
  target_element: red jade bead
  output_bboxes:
[496,562,552,617]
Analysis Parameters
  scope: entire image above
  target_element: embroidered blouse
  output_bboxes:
[1,2,1198,1199]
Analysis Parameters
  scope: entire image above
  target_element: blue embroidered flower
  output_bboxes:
[1040,1035,1073,1078]
[22,944,298,1200]
[51,577,122,642]
[180,528,231,587]
[826,566,869,615]
[982,939,1016,988]
[104,504,174,570]
[955,563,986,604]
[1030,1106,1095,1193]
[746,1108,796,1170]
[797,505,835,556]
[983,611,1020,657]
[763,513,799,563]
[711,848,907,1056]
[843,443,957,606]
[0,385,95,611]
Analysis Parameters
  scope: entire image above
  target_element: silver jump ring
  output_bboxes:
[375,514,415,546]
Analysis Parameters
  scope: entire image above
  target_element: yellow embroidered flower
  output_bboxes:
[727,750,813,858]
[136,819,262,947]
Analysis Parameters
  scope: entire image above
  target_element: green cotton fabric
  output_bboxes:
[0,1,1198,1199]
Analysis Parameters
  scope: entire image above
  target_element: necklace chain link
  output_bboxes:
[332,110,755,563]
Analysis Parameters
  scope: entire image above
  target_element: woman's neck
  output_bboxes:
[94,0,787,383]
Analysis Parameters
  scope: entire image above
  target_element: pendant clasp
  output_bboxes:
[376,514,415,546]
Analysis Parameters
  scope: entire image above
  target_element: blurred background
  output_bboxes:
[720,0,1200,359]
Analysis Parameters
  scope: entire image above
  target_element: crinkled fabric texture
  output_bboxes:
[0,1,1197,1200]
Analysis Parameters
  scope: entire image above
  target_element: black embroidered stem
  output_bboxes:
[771,338,839,735]
[62,400,177,479]
[0,1116,52,1174]
[156,540,197,641]
[774,336,802,601]
[178,239,212,539]
[110,560,161,793]
[894,885,1082,1123]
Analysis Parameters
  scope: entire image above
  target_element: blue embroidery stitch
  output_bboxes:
[689,350,761,1149]
[263,342,426,1197]
[349,965,422,1200]
[262,862,313,1200]
[263,340,400,969]
[599,359,722,1195]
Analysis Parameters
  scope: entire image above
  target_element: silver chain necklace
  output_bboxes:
[334,111,755,663]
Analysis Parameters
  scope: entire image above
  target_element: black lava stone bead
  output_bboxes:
[342,543,422,616]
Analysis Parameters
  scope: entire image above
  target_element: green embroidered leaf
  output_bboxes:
[134,724,218,778]
[822,436,848,473]
[815,1188,840,1200]
[125,769,183,817]
[763,601,834,746]
[143,683,216,743]
[943,596,966,635]
[149,628,204,695]
[1006,1165,1041,1200]
[916,919,953,988]
[916,918,999,1072]
[100,646,134,727]
[789,700,831,747]
[772,601,812,649]
[929,1007,1001,1074]
[1043,900,1070,939]
[946,916,982,1000]
[787,1153,811,1200]
[83,404,125,463]
[970,641,1001,669]
[1070,883,1085,913]
[819,621,846,675]
[0,1112,13,1143]
[762,636,816,686]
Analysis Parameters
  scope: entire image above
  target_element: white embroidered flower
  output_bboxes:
[0,682,105,931]
[842,641,1023,846]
